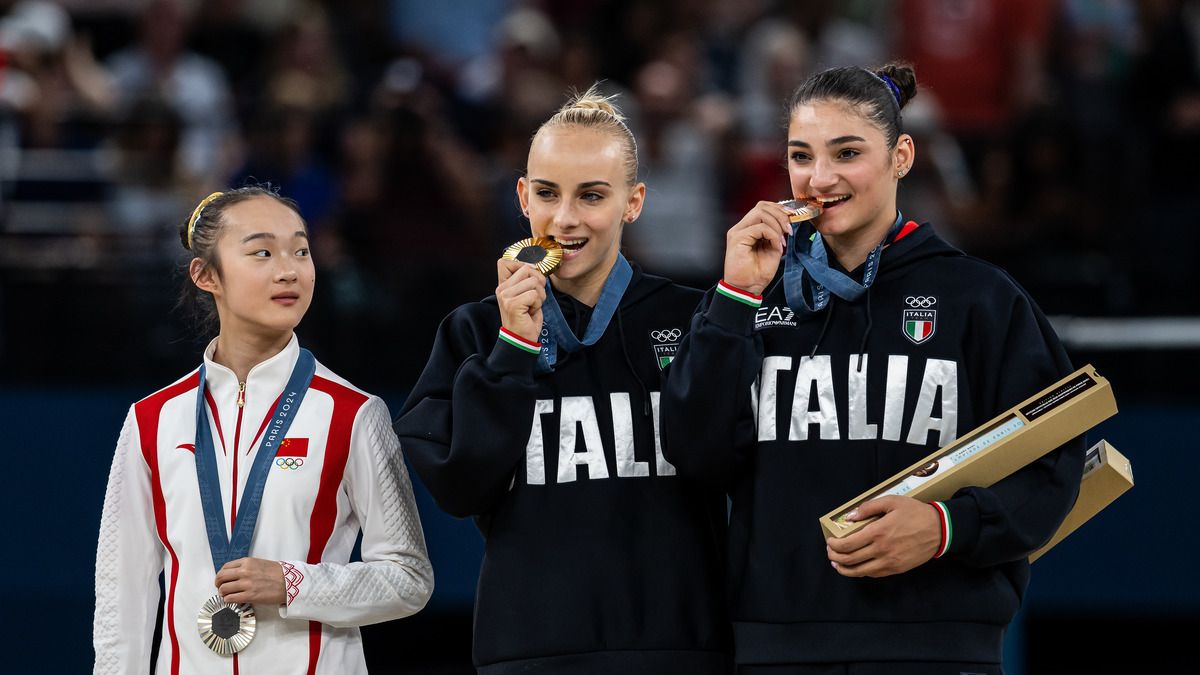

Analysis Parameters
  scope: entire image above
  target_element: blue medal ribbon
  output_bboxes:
[783,212,904,314]
[536,253,632,373]
[194,348,316,572]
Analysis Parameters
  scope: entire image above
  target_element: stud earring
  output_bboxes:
[897,169,906,178]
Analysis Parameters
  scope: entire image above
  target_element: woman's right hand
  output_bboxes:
[723,201,794,295]
[496,258,547,342]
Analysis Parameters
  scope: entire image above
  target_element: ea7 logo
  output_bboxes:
[755,305,798,329]
[649,328,681,370]
[903,296,937,344]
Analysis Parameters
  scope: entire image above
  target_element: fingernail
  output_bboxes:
[830,561,839,569]
[847,509,859,520]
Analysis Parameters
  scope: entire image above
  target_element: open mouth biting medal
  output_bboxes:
[502,235,564,275]
[777,198,823,223]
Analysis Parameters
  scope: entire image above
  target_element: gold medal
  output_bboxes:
[777,198,823,223]
[197,594,256,655]
[502,236,563,275]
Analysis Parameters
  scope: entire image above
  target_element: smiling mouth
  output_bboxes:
[557,237,588,258]
[812,195,851,209]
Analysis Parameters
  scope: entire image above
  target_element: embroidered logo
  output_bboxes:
[649,328,682,370]
[754,305,798,330]
[281,561,304,605]
[274,437,309,470]
[903,296,937,344]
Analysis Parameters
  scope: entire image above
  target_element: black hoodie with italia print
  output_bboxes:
[661,222,1085,665]
[394,263,731,674]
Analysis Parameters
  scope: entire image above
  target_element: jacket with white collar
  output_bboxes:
[94,335,433,675]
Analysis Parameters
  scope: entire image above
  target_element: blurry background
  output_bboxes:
[0,0,1196,673]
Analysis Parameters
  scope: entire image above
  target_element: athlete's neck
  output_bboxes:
[823,211,898,272]
[550,255,619,307]
[212,330,293,382]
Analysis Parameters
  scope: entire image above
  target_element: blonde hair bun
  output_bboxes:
[560,84,626,123]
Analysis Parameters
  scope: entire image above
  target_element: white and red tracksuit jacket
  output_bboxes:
[94,336,433,675]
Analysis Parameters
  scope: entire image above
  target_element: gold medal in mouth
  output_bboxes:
[777,198,823,223]
[502,236,564,275]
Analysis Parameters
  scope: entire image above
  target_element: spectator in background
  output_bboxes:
[106,0,238,187]
[623,37,733,286]
[107,96,190,248]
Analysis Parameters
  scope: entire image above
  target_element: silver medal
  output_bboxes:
[197,593,256,655]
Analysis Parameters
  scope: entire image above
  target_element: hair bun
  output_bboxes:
[560,84,626,123]
[874,63,917,109]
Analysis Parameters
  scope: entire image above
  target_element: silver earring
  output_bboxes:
[897,169,906,178]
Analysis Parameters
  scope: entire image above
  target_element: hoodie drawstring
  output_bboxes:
[808,286,873,370]
[615,310,652,417]
[857,285,873,372]
[809,299,835,359]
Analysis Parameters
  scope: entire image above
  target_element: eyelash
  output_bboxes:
[534,190,604,203]
[790,149,861,163]
[251,249,310,257]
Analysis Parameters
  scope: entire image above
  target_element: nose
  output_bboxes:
[552,199,579,231]
[274,257,299,283]
[809,156,839,192]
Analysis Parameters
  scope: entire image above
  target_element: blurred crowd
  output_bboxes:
[1,0,1197,388]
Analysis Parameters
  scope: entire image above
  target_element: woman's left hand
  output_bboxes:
[215,557,286,605]
[826,496,941,578]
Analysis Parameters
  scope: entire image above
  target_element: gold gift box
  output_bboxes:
[819,364,1118,540]
[1029,439,1133,563]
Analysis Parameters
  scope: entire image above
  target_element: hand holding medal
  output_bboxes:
[497,237,560,344]
[723,198,822,295]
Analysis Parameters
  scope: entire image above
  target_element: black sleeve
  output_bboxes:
[661,288,764,492]
[943,287,1086,566]
[393,307,540,518]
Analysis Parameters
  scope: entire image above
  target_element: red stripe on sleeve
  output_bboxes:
[135,373,200,675]
[304,376,368,674]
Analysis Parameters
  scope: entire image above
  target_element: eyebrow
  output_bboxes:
[241,231,309,243]
[788,135,868,148]
[531,178,613,189]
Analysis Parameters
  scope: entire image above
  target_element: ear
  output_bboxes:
[190,257,220,296]
[516,176,531,217]
[894,134,916,178]
[623,182,647,224]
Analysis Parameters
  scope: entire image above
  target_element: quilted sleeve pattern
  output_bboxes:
[94,407,163,674]
[279,397,433,627]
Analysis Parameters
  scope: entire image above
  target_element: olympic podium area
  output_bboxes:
[3,347,1197,674]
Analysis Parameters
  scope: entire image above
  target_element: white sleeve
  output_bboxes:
[94,406,163,674]
[279,397,434,627]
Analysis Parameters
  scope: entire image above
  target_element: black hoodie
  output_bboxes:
[394,263,731,674]
[661,222,1084,665]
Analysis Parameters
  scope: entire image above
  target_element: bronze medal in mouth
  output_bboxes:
[777,198,823,223]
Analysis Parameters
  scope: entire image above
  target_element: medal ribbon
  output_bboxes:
[194,348,316,572]
[783,212,904,314]
[537,253,632,372]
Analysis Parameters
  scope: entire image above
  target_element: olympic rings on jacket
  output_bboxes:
[275,457,304,469]
[650,328,682,342]
[905,296,937,308]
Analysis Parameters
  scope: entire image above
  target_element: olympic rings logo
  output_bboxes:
[905,296,937,308]
[276,457,305,470]
[650,328,682,342]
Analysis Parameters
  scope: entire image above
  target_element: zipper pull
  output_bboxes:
[237,381,246,408]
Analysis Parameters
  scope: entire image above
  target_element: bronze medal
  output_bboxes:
[777,198,823,223]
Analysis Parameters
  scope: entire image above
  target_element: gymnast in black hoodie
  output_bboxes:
[661,64,1084,674]
[394,86,730,674]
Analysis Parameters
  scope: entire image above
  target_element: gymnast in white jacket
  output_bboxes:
[93,186,433,675]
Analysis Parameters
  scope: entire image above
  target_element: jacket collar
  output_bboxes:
[201,334,301,406]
